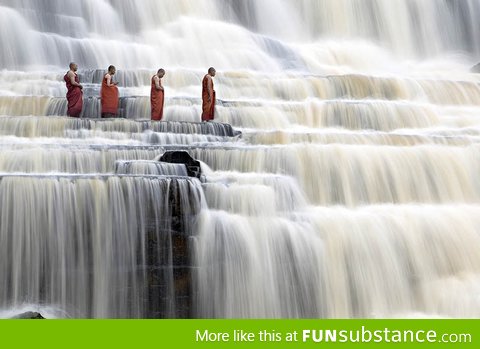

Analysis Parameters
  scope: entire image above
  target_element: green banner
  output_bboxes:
[0,320,477,349]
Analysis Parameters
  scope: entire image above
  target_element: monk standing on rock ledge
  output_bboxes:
[201,67,216,122]
[101,65,119,118]
[64,62,83,118]
[151,68,165,121]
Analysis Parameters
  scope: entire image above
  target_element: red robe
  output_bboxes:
[64,72,83,117]
[201,74,215,121]
[101,74,119,117]
[150,75,164,121]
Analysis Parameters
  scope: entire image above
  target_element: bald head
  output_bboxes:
[157,68,165,78]
[69,62,78,72]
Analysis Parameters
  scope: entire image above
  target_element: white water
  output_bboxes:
[1,0,480,318]
[0,175,205,318]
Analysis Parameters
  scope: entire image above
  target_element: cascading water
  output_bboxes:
[1,0,480,318]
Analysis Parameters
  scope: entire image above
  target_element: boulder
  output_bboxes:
[12,312,45,319]
[160,151,202,179]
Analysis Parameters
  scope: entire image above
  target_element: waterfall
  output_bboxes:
[1,0,480,70]
[0,175,205,318]
[1,0,480,319]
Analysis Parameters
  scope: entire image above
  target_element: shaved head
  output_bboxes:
[208,67,216,77]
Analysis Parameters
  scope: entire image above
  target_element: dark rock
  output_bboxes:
[160,151,202,179]
[12,312,45,319]
[471,63,480,72]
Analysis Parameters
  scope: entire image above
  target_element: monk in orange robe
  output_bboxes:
[64,62,83,117]
[151,69,165,121]
[101,65,119,118]
[201,67,216,122]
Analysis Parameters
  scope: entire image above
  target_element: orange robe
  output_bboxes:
[101,74,119,117]
[64,72,83,117]
[150,75,164,121]
[201,74,215,121]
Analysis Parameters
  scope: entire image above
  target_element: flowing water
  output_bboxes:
[0,0,480,318]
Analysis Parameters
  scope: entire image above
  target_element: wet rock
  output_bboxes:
[160,151,202,179]
[12,312,45,319]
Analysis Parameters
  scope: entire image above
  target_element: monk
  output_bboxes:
[151,69,165,121]
[101,65,119,118]
[201,67,216,122]
[64,62,83,117]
